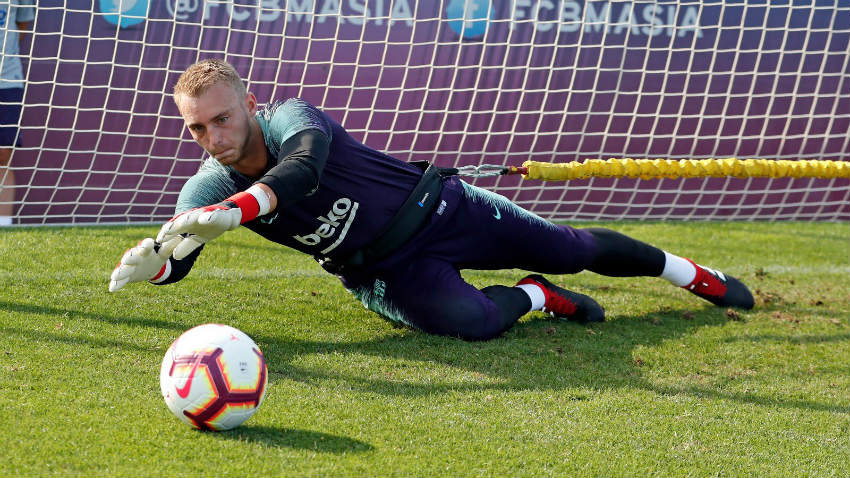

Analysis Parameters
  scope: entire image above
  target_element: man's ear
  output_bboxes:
[246,92,258,116]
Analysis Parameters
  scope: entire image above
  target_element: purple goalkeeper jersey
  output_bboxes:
[176,98,461,260]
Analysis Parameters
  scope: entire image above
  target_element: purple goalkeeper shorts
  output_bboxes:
[0,88,24,147]
[339,177,598,338]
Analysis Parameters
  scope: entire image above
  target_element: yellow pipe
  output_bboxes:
[521,158,850,181]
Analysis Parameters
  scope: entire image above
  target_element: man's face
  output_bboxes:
[175,82,257,167]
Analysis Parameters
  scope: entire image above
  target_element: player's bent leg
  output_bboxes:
[478,285,532,324]
[340,258,532,341]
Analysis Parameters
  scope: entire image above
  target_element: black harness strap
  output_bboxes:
[318,161,457,274]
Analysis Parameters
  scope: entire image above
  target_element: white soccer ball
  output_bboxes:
[160,324,267,431]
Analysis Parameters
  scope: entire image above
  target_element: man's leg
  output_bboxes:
[341,256,569,341]
[0,147,14,225]
[429,181,754,311]
[582,227,754,309]
[0,87,23,226]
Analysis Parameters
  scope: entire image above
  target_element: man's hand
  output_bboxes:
[156,187,273,260]
[109,237,180,292]
[156,205,242,260]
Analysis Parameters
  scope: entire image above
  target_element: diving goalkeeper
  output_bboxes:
[109,59,754,341]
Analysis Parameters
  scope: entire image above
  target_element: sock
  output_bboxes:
[515,283,546,311]
[660,251,697,287]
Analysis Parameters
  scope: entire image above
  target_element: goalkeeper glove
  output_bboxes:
[109,237,180,292]
[156,187,271,260]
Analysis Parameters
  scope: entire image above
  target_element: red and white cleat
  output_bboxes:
[683,260,754,310]
[517,274,606,323]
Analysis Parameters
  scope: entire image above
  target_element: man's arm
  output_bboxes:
[157,129,331,258]
[16,0,34,52]
[16,21,31,51]
[188,128,331,218]
[255,128,330,211]
[110,166,236,291]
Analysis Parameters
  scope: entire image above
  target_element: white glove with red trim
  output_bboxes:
[109,237,181,292]
[156,204,242,260]
[156,187,271,260]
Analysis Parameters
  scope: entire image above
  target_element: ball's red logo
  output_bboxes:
[174,354,203,398]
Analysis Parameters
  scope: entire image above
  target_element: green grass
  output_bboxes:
[1,222,847,476]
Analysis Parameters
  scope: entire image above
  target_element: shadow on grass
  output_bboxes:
[722,333,847,344]
[0,300,187,332]
[3,294,847,416]
[1,324,159,353]
[0,300,192,353]
[217,425,374,453]
[256,300,849,415]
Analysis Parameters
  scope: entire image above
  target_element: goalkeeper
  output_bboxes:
[110,59,754,341]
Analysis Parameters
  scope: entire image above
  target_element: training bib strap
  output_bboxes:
[319,161,454,274]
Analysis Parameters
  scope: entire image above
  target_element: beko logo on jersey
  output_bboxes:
[294,197,359,255]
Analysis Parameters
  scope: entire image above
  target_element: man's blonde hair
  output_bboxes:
[173,58,247,99]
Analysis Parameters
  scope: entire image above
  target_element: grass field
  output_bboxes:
[1,221,847,476]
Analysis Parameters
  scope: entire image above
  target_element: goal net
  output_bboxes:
[8,1,849,225]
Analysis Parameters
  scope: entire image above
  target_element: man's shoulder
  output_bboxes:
[257,98,332,148]
[261,97,320,115]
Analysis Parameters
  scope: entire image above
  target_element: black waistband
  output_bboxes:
[318,161,455,275]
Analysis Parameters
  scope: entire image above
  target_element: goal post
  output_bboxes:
[7,1,849,225]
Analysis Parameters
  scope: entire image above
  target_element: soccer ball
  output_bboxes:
[160,324,267,431]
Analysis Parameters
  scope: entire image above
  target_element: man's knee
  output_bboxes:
[425,296,508,341]
[428,287,528,341]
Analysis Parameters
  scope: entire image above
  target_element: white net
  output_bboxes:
[6,1,850,225]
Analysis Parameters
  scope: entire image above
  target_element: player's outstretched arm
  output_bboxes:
[109,237,181,292]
